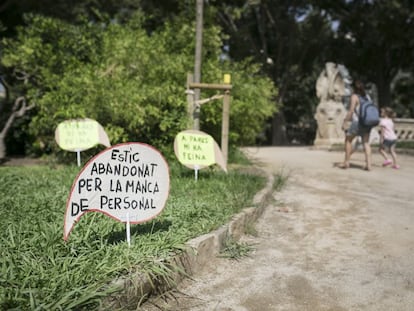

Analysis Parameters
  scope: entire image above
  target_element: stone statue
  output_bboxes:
[314,62,348,147]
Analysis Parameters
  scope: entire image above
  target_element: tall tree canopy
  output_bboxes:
[212,0,414,143]
[1,0,413,151]
[213,0,336,144]
[324,0,414,109]
[1,9,277,160]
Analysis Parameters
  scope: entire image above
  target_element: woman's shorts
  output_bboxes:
[346,121,371,137]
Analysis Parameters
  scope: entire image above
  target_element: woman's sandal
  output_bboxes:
[337,163,350,169]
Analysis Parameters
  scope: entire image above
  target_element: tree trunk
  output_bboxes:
[0,116,14,161]
[0,138,6,161]
[0,97,32,162]
[271,112,288,145]
[375,78,392,108]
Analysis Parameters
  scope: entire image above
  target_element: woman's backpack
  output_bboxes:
[358,95,380,128]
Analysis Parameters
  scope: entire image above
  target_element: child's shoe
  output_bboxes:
[382,159,392,166]
[392,164,400,169]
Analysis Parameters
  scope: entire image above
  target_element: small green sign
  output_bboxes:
[56,119,100,151]
[176,132,215,166]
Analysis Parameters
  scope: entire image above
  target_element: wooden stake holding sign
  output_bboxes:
[186,73,232,167]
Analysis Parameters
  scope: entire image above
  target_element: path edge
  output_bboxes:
[102,170,275,310]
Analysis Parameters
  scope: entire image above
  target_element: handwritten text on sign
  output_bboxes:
[176,132,215,166]
[64,143,170,240]
[174,130,227,172]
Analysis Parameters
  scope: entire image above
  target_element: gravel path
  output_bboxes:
[141,147,414,311]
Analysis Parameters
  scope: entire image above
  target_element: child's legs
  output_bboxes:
[390,143,398,165]
[379,146,388,160]
[379,145,388,160]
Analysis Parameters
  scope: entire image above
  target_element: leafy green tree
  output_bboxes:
[0,0,141,36]
[2,0,413,145]
[318,0,414,111]
[212,0,335,144]
[212,0,414,140]
[1,11,277,160]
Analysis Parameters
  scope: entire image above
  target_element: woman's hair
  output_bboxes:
[353,80,366,96]
[381,107,396,119]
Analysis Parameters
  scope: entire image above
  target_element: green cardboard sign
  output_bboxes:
[55,119,110,152]
[174,130,227,173]
[176,132,215,166]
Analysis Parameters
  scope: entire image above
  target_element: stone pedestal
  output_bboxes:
[314,62,349,148]
[314,122,345,148]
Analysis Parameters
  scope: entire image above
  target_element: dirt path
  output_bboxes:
[141,147,414,311]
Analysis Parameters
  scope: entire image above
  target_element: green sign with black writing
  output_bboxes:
[176,132,215,166]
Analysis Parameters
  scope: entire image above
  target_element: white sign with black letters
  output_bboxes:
[64,142,170,241]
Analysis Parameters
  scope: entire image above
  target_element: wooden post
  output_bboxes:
[186,73,195,129]
[187,78,232,166]
[221,91,230,166]
[194,0,204,130]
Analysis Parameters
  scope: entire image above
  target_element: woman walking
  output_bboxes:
[339,80,373,170]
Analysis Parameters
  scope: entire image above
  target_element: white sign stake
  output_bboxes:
[126,213,131,247]
[195,165,199,181]
[76,150,81,167]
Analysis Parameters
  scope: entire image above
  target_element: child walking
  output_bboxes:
[379,107,399,169]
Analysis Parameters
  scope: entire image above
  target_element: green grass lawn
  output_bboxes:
[0,158,268,310]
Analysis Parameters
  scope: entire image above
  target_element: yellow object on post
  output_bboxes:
[223,74,231,84]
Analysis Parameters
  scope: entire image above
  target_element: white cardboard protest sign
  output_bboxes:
[63,142,170,241]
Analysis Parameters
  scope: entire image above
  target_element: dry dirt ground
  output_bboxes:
[142,147,413,310]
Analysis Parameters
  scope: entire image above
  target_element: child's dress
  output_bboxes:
[379,118,397,142]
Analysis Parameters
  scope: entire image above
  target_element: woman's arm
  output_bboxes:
[345,94,358,121]
[342,94,358,130]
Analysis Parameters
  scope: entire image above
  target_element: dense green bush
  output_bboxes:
[1,12,277,159]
